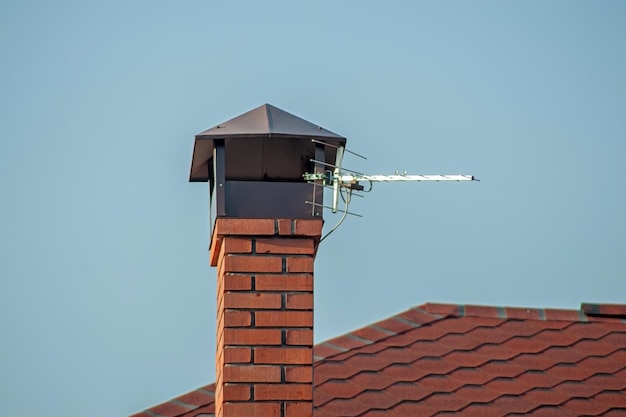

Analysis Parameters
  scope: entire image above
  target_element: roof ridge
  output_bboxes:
[419,302,626,323]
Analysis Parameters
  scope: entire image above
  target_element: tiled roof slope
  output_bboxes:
[130,302,626,417]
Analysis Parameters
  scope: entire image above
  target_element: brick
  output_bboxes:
[223,365,282,382]
[215,218,276,236]
[224,310,252,327]
[254,347,312,364]
[256,238,314,254]
[294,219,323,237]
[285,402,312,417]
[222,402,281,417]
[286,329,313,346]
[254,383,312,400]
[223,384,250,401]
[255,311,313,327]
[224,255,282,273]
[256,275,313,291]
[222,274,252,291]
[286,293,313,310]
[286,257,314,273]
[224,329,282,345]
[285,366,313,383]
[221,237,252,254]
[224,347,251,363]
[224,293,282,309]
[277,219,292,235]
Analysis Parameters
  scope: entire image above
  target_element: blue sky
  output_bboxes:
[1,1,625,416]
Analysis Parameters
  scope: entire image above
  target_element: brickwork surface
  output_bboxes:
[214,219,321,417]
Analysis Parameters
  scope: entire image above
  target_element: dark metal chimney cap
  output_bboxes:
[190,104,346,182]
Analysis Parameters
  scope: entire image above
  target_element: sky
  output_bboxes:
[1,1,625,416]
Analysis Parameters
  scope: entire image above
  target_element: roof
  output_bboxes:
[130,302,626,417]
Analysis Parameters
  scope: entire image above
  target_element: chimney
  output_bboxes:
[190,104,346,417]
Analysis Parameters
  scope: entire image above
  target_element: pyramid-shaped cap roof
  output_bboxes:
[190,104,346,182]
[195,103,345,140]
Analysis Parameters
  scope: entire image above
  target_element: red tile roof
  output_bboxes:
[130,302,626,417]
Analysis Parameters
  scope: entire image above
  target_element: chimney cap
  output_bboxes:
[190,104,346,182]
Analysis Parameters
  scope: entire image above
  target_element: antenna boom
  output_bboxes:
[341,174,475,182]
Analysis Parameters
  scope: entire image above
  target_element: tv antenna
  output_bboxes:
[304,139,478,242]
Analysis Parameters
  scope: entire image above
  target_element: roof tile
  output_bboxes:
[314,361,361,384]
[318,398,370,417]
[384,381,431,402]
[351,389,405,409]
[531,328,585,346]
[373,316,419,334]
[521,387,574,405]
[453,403,508,417]
[436,333,484,350]
[382,363,428,382]
[415,374,467,393]
[593,391,626,408]
[316,379,366,399]
[536,345,588,364]
[350,371,398,390]
[483,377,536,395]
[333,352,390,372]
[447,367,497,385]
[350,326,394,343]
[602,332,626,346]
[509,352,560,371]
[515,370,565,388]
[565,322,614,339]
[410,356,459,375]
[391,400,440,417]
[150,401,195,417]
[474,344,519,361]
[547,363,601,381]
[313,343,345,359]
[526,405,577,417]
[552,380,605,398]
[466,326,514,344]
[586,370,626,391]
[480,360,527,378]
[175,389,214,407]
[491,394,540,413]
[600,409,626,417]
[442,350,492,367]
[419,392,468,411]
[561,398,613,415]
[577,356,625,374]
[397,307,442,325]
[453,384,502,402]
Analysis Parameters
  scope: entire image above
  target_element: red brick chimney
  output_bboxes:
[189,104,346,417]
[211,218,321,417]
